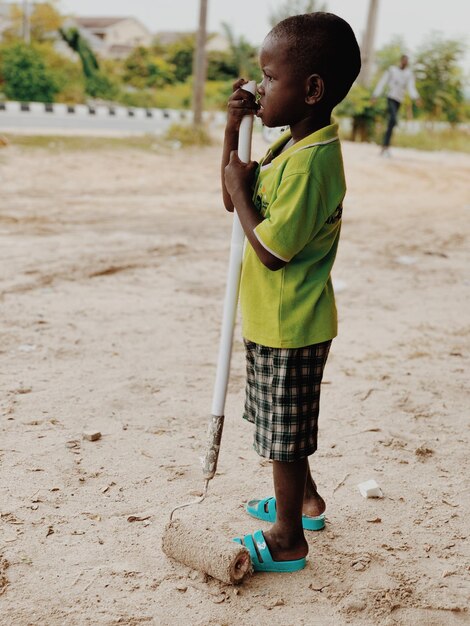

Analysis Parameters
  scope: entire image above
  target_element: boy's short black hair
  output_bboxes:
[269,12,361,107]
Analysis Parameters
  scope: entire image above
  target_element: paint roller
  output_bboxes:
[161,81,257,585]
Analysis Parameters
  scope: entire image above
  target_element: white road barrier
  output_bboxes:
[0,100,228,126]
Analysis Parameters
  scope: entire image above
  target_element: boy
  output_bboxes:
[372,54,421,156]
[222,13,361,573]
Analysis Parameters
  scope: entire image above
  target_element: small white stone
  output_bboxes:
[18,344,37,352]
[83,430,101,442]
[332,278,347,293]
[395,255,417,265]
[358,479,383,498]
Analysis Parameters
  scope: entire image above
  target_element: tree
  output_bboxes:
[123,46,176,88]
[35,41,85,103]
[30,2,63,41]
[374,36,407,75]
[193,0,208,126]
[334,83,385,141]
[414,34,466,122]
[60,27,117,99]
[59,27,98,78]
[358,0,380,88]
[1,41,59,101]
[269,0,327,26]
[220,22,258,79]
[207,50,238,81]
[164,35,195,83]
[3,1,63,43]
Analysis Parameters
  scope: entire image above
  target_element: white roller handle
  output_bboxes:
[211,80,256,417]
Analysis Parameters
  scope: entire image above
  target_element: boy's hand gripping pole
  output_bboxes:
[203,81,256,483]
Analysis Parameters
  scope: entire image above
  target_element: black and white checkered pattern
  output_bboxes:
[243,339,332,462]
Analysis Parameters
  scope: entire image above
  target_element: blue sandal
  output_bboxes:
[246,496,325,531]
[233,530,306,573]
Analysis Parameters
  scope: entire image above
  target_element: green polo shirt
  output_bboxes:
[240,123,345,348]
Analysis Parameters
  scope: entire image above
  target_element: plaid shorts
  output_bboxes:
[243,339,332,462]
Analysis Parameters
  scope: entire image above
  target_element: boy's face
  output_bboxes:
[257,35,311,128]
[400,55,409,69]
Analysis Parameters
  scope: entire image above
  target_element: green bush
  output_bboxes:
[335,84,386,141]
[137,80,231,111]
[152,81,192,109]
[415,34,466,123]
[85,71,119,100]
[35,42,85,103]
[163,35,194,83]
[118,89,159,108]
[165,123,212,147]
[204,80,233,110]
[1,41,59,102]
[123,47,176,89]
[207,50,238,81]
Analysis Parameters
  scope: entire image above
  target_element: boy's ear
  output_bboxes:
[305,74,325,105]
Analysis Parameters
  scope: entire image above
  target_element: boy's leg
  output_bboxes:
[383,97,400,148]
[263,458,309,562]
[303,458,326,517]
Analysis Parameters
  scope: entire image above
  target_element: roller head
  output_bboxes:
[162,519,252,585]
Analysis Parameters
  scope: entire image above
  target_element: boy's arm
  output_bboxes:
[221,128,238,211]
[221,78,259,212]
[372,68,389,100]
[222,79,284,270]
[407,71,420,101]
[224,151,286,271]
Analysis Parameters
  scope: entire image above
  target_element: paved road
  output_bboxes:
[0,111,172,135]
[0,102,227,135]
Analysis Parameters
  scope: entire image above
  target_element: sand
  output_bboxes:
[0,132,469,625]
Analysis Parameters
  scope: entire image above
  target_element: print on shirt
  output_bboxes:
[326,203,343,224]
[254,184,270,215]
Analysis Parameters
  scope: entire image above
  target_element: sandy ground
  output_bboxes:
[0,131,469,626]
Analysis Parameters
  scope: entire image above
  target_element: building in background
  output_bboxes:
[0,4,227,58]
[74,16,153,58]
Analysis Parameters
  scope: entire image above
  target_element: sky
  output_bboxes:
[53,1,464,71]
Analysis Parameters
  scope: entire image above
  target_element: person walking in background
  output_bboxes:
[372,54,421,156]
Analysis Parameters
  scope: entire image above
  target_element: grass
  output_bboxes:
[165,123,212,147]
[340,122,470,153]
[3,122,469,154]
[0,129,216,152]
[1,133,162,151]
[390,128,470,153]
[154,80,231,111]
[1,134,145,150]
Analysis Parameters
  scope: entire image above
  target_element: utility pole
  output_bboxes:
[193,0,208,126]
[359,0,379,87]
[23,0,31,44]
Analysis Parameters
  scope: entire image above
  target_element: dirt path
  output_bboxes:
[0,134,469,625]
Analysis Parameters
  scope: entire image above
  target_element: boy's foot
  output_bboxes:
[246,496,326,530]
[263,526,308,562]
[233,529,307,572]
[302,490,326,518]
